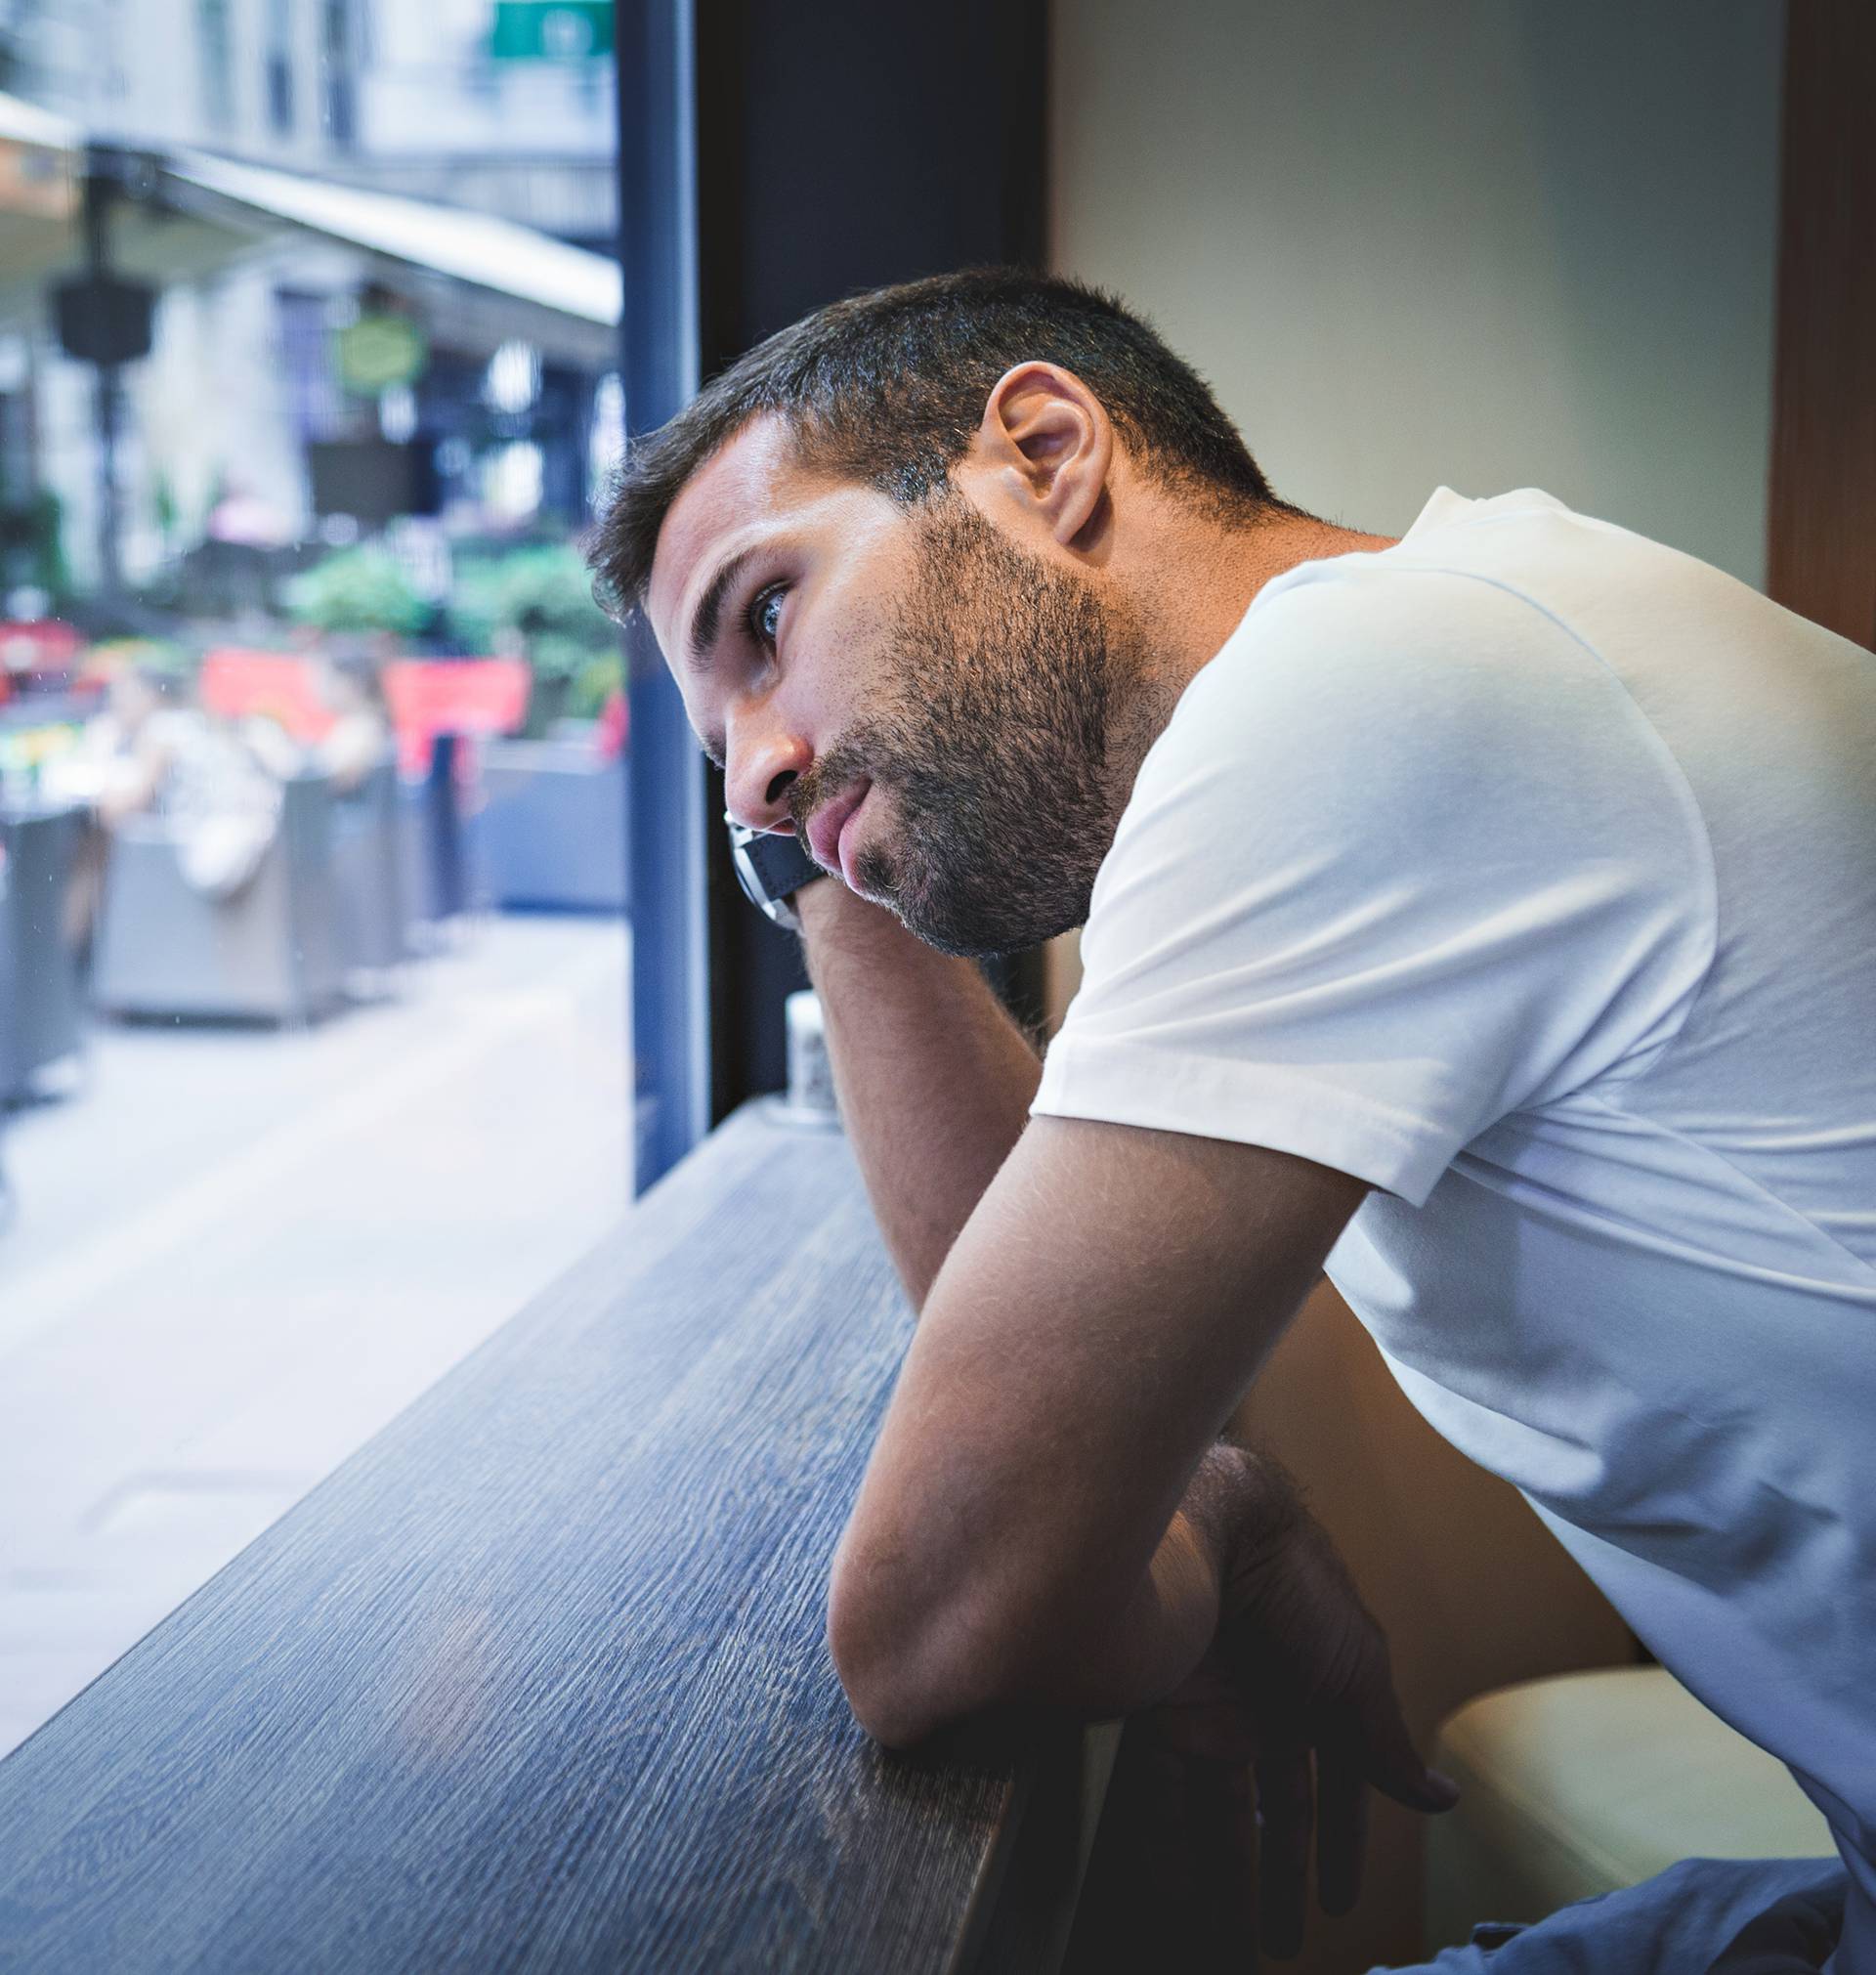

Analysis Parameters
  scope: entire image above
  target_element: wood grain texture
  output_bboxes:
[0,1106,1087,1972]
[1766,0,1876,651]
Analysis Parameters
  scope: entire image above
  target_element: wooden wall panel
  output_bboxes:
[1767,0,1876,650]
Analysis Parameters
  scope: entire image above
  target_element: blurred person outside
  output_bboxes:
[64,665,188,828]
[56,662,286,903]
[595,271,1875,1972]
[238,644,394,794]
[28,664,184,964]
[311,647,395,794]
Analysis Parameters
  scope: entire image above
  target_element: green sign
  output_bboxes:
[336,314,429,395]
[490,0,613,61]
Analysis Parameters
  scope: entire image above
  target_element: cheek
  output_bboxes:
[790,540,921,735]
[795,614,891,730]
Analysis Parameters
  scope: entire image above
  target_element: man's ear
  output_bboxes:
[969,362,1115,553]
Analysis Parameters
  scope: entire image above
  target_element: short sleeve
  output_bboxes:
[1032,563,1715,1205]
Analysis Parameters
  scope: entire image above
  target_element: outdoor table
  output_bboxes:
[0,1103,1115,1971]
[0,797,87,1099]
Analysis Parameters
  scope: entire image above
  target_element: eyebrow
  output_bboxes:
[686,547,755,671]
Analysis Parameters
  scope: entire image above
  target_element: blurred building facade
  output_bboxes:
[0,0,618,605]
[0,0,615,241]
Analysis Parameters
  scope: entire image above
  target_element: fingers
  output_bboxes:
[1185,1755,1260,1970]
[1255,1749,1313,1960]
[1315,1754,1368,1916]
[1350,1655,1461,1815]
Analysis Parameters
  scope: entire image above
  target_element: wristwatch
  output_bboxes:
[725,812,825,932]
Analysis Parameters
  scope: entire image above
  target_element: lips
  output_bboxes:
[806,778,872,882]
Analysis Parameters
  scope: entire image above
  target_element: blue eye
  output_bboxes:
[746,583,787,650]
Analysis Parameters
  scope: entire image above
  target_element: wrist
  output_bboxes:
[796,875,927,963]
[794,874,864,936]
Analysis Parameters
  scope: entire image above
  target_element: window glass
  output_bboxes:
[0,0,629,1761]
[265,0,296,135]
[198,0,236,134]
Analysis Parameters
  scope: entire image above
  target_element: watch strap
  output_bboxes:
[738,825,821,902]
[725,813,825,929]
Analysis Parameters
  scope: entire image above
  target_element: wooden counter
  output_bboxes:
[0,1104,1110,1971]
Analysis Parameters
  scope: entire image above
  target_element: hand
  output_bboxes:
[1077,1445,1458,1968]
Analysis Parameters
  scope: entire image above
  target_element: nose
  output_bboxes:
[723,718,811,835]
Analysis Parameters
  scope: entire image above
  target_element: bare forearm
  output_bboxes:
[796,880,1041,1310]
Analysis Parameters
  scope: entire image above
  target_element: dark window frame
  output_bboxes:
[618,0,1048,1192]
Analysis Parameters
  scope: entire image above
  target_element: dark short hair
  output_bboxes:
[588,267,1281,620]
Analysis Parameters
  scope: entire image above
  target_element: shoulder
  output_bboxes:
[1169,552,1603,759]
[1047,544,1716,1189]
[1088,549,1711,964]
[1116,554,1639,859]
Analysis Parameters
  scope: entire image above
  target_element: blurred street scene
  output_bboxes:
[0,0,630,1753]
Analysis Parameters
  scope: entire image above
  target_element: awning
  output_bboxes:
[0,91,620,366]
[0,92,86,311]
[161,150,621,362]
[0,95,284,326]
[0,89,78,152]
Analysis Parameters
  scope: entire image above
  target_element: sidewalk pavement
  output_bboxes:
[0,914,631,1759]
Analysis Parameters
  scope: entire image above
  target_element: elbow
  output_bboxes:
[830,1642,940,1752]
[826,1555,996,1751]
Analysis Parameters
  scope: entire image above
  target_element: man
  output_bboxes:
[593,271,1873,1971]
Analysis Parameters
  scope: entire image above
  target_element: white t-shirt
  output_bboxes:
[1034,488,1876,1958]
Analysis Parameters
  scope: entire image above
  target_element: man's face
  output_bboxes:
[646,415,1126,957]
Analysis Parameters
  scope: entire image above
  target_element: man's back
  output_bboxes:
[1036,487,1876,1954]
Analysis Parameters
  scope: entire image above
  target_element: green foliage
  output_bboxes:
[285,546,428,636]
[566,649,624,720]
[450,542,618,685]
[149,471,180,544]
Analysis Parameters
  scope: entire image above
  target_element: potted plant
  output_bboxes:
[284,546,429,641]
[450,544,619,736]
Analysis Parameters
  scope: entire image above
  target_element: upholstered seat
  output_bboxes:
[1425,1665,1837,1954]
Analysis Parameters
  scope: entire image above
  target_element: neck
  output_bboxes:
[1102,504,1397,816]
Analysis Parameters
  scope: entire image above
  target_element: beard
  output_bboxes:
[789,497,1128,958]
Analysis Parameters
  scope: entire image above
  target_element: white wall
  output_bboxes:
[1051,0,1785,586]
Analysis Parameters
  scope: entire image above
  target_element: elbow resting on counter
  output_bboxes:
[825,1553,1010,1751]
